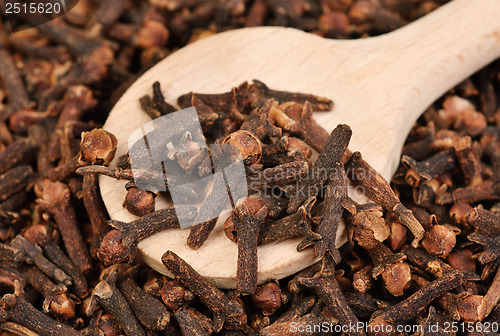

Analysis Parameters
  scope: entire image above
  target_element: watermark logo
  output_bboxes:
[1,0,79,33]
[128,107,248,228]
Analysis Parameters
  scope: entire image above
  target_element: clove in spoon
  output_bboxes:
[100,0,500,288]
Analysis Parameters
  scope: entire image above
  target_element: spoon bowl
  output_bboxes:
[100,0,500,287]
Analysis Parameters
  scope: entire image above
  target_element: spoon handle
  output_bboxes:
[387,0,500,137]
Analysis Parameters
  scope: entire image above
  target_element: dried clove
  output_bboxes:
[123,181,157,217]
[346,151,425,246]
[174,306,213,336]
[160,278,194,311]
[19,264,76,319]
[10,235,72,286]
[251,280,283,316]
[0,165,33,203]
[401,148,457,187]
[284,101,332,152]
[421,224,457,258]
[82,173,111,259]
[37,181,92,274]
[23,225,89,298]
[308,162,348,262]
[365,242,411,297]
[258,197,320,246]
[454,135,483,186]
[368,271,463,336]
[0,243,30,264]
[287,123,351,214]
[261,301,338,336]
[412,274,486,322]
[402,245,480,280]
[162,250,246,332]
[118,275,171,330]
[232,201,267,294]
[0,139,36,176]
[353,264,375,294]
[0,276,80,336]
[47,85,98,161]
[0,48,32,118]
[100,205,196,263]
[465,206,500,236]
[87,269,147,336]
[241,99,282,140]
[298,255,365,336]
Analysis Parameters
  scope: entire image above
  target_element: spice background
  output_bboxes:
[0,0,500,335]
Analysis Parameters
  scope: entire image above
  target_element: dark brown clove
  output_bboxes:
[309,162,348,262]
[446,249,477,274]
[0,275,80,336]
[48,127,118,181]
[484,265,500,317]
[365,242,411,297]
[100,205,196,263]
[160,279,194,312]
[258,197,319,246]
[232,201,267,294]
[162,250,246,332]
[248,160,309,190]
[368,271,463,336]
[19,265,76,319]
[47,85,98,162]
[0,243,31,264]
[87,270,147,336]
[37,181,92,274]
[288,123,351,214]
[284,101,332,152]
[23,225,89,298]
[0,165,33,203]
[241,99,282,140]
[353,264,375,294]
[222,130,263,165]
[274,292,316,324]
[421,224,457,258]
[83,173,112,259]
[454,136,483,186]
[187,218,218,250]
[174,306,213,336]
[248,80,333,112]
[412,274,486,322]
[251,280,283,316]
[467,232,500,264]
[298,255,365,336]
[436,170,500,204]
[260,301,339,336]
[86,0,129,37]
[0,139,36,176]
[123,182,157,217]
[0,48,32,119]
[465,206,500,236]
[402,245,480,280]
[346,151,425,246]
[10,235,72,286]
[118,276,171,330]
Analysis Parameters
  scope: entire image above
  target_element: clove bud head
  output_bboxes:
[79,128,118,166]
[421,225,456,258]
[222,130,262,164]
[98,229,137,264]
[123,186,156,217]
[160,279,193,311]
[251,281,282,315]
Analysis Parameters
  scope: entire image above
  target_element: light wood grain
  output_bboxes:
[101,0,500,288]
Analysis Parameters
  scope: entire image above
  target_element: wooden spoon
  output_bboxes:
[100,0,500,288]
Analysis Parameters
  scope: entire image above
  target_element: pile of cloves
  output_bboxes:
[1,0,499,335]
